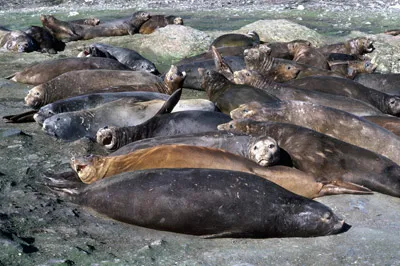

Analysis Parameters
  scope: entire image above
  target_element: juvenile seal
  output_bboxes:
[40,14,89,42]
[96,110,232,150]
[218,119,400,197]
[286,76,400,116]
[229,101,400,165]
[265,39,311,60]
[233,69,382,116]
[47,168,348,238]
[328,60,377,79]
[210,31,260,50]
[317,37,375,57]
[139,15,183,34]
[7,57,130,85]
[24,26,65,54]
[70,144,368,199]
[287,41,329,69]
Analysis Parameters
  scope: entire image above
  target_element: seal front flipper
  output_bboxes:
[319,181,373,197]
[155,88,182,115]
[3,110,37,123]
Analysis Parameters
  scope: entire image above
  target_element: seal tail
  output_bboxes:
[3,110,37,123]
[44,171,85,200]
[319,181,373,197]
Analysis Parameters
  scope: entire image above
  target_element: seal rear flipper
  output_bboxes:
[4,73,16,80]
[200,230,249,239]
[3,110,37,123]
[155,88,182,115]
[211,45,233,80]
[319,181,373,197]
[44,171,86,199]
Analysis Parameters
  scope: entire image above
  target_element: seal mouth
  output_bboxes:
[258,159,269,167]
[74,164,87,174]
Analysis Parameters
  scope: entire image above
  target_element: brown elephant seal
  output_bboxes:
[229,101,400,165]
[40,14,89,42]
[71,144,370,199]
[265,39,311,60]
[286,76,400,116]
[24,26,65,54]
[199,68,279,114]
[210,31,260,50]
[218,119,400,197]
[317,37,375,57]
[233,69,382,116]
[42,89,181,141]
[0,30,37,52]
[287,41,329,69]
[25,65,184,108]
[384,29,400,36]
[96,111,232,150]
[328,60,377,79]
[362,115,400,137]
[139,15,183,34]
[69,17,100,26]
[107,131,280,167]
[47,168,348,238]
[353,73,400,95]
[7,57,130,85]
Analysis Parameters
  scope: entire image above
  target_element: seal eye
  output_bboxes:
[268,144,275,149]
[229,124,233,129]
[245,72,250,77]
[242,109,248,113]
[389,98,396,105]
[287,66,291,70]
[253,146,258,150]
[323,212,331,220]
[169,75,173,81]
[35,92,40,96]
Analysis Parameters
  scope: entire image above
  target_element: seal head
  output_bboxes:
[249,137,280,167]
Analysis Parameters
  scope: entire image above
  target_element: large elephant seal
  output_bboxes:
[353,73,400,95]
[70,144,370,199]
[328,60,377,79]
[218,119,400,197]
[0,30,37,52]
[7,57,131,85]
[96,111,232,150]
[111,131,280,167]
[68,17,100,26]
[233,69,382,116]
[362,115,400,137]
[287,41,329,69]
[199,68,279,114]
[317,37,375,57]
[83,43,158,73]
[24,26,65,54]
[47,168,348,238]
[286,76,400,116]
[229,101,400,165]
[264,39,311,60]
[24,65,184,108]
[42,89,182,141]
[40,14,89,42]
[139,15,183,34]
[210,31,260,50]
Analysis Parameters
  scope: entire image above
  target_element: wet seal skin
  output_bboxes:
[46,168,349,238]
[209,31,260,50]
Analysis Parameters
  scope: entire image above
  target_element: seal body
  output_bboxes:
[230,101,400,165]
[210,31,260,50]
[317,37,374,57]
[354,73,400,95]
[287,41,329,69]
[363,115,400,137]
[0,30,37,52]
[40,14,89,42]
[139,15,183,34]
[49,168,347,238]
[24,26,65,54]
[218,119,400,197]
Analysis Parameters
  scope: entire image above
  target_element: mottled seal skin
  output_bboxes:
[287,41,329,69]
[265,39,311,60]
[0,30,37,52]
[24,26,65,54]
[25,69,170,108]
[229,101,400,166]
[108,131,280,167]
[47,168,348,238]
[7,57,130,85]
[328,60,377,79]
[96,111,232,150]
[42,89,182,141]
[233,69,382,116]
[353,73,400,95]
[210,31,260,50]
[317,37,375,57]
[79,11,150,40]
[69,17,100,26]
[286,76,400,116]
[199,68,279,114]
[33,91,171,125]
[139,15,183,34]
[84,43,159,74]
[218,119,400,197]
[71,144,351,199]
[363,115,400,137]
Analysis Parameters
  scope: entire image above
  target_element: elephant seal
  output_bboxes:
[233,69,382,116]
[107,131,280,167]
[42,89,182,141]
[265,39,311,60]
[69,17,100,26]
[96,110,232,150]
[25,65,184,108]
[362,115,400,137]
[40,14,89,42]
[328,60,377,79]
[70,144,370,199]
[218,119,400,197]
[0,30,37,52]
[384,29,400,36]
[317,37,375,57]
[229,101,400,165]
[24,26,65,54]
[286,76,400,116]
[46,168,348,238]
[7,57,130,85]
[210,31,260,50]
[199,68,279,114]
[353,73,400,95]
[84,43,159,73]
[139,15,183,34]
[287,41,329,69]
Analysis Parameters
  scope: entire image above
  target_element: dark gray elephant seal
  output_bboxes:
[46,168,347,238]
[353,73,400,95]
[96,110,232,150]
[111,131,280,167]
[24,26,65,54]
[362,115,400,137]
[230,101,400,165]
[218,119,400,197]
[0,30,37,52]
[210,31,260,50]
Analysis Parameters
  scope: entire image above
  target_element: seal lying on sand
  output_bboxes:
[139,15,183,34]
[229,101,400,166]
[24,26,65,54]
[317,37,375,57]
[46,168,348,238]
[210,31,260,50]
[0,30,37,52]
[71,144,370,199]
[40,14,89,42]
[328,60,377,79]
[218,119,400,197]
[287,41,329,69]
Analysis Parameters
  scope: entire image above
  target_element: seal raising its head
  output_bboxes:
[248,137,280,167]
